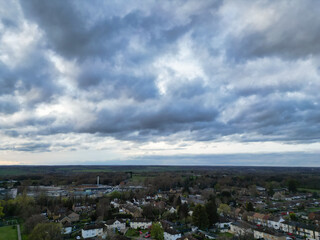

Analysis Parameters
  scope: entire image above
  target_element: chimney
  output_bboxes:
[97,176,100,186]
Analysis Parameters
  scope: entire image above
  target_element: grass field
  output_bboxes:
[217,232,233,239]
[307,207,320,212]
[298,188,320,193]
[0,226,18,240]
[125,228,148,237]
[125,228,140,237]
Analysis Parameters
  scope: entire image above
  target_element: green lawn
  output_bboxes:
[0,226,18,240]
[218,232,233,238]
[20,223,28,240]
[125,228,140,237]
[298,188,320,193]
[307,207,320,212]
[125,228,148,237]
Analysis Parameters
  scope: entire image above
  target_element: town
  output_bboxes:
[0,166,320,240]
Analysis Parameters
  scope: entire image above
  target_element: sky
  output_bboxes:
[0,0,320,166]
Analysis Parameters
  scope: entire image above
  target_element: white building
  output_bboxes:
[105,219,126,231]
[253,229,287,240]
[169,207,177,214]
[229,221,253,236]
[267,216,285,230]
[280,221,320,240]
[62,223,72,235]
[130,218,152,229]
[81,224,104,239]
[164,228,181,240]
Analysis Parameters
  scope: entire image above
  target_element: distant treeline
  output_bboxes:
[0,165,320,191]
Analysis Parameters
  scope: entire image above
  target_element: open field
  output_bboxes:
[0,226,18,240]
[307,207,320,212]
[298,188,320,193]
[218,232,233,238]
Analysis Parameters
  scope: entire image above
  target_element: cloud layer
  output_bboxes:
[0,0,320,165]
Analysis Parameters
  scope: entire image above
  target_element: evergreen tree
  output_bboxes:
[174,195,182,207]
[288,179,298,193]
[205,196,219,225]
[178,203,189,222]
[246,201,254,212]
[192,204,209,229]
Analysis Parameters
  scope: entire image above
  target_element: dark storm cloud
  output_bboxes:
[127,152,320,166]
[79,99,218,138]
[0,63,16,95]
[77,67,159,101]
[0,143,51,152]
[1,0,320,157]
[19,0,214,102]
[0,57,61,106]
[0,99,20,114]
[226,1,320,60]
[19,0,196,60]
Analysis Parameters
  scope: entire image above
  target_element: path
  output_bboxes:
[17,224,21,240]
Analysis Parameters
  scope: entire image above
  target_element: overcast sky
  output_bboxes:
[0,0,320,166]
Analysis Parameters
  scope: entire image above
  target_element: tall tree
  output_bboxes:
[205,196,219,225]
[24,214,47,234]
[217,203,231,216]
[245,201,254,212]
[0,201,4,219]
[288,179,298,193]
[174,196,182,207]
[178,203,189,222]
[29,223,62,240]
[151,222,164,240]
[192,204,209,230]
[142,205,155,220]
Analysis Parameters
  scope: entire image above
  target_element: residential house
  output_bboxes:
[177,235,197,240]
[280,221,320,240]
[50,207,68,221]
[72,203,93,213]
[169,207,177,214]
[262,214,270,226]
[130,218,152,229]
[254,229,287,240]
[68,212,80,222]
[81,224,104,239]
[234,208,245,220]
[62,222,72,235]
[267,216,285,230]
[309,211,320,224]
[253,213,265,225]
[105,219,126,231]
[58,211,80,224]
[198,230,216,239]
[216,217,232,232]
[59,216,71,224]
[122,204,142,218]
[164,227,181,240]
[247,212,255,223]
[229,221,254,236]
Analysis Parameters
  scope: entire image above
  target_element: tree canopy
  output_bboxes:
[29,223,62,240]
[192,204,209,230]
[151,222,164,240]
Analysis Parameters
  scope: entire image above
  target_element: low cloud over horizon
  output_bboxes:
[0,0,320,165]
